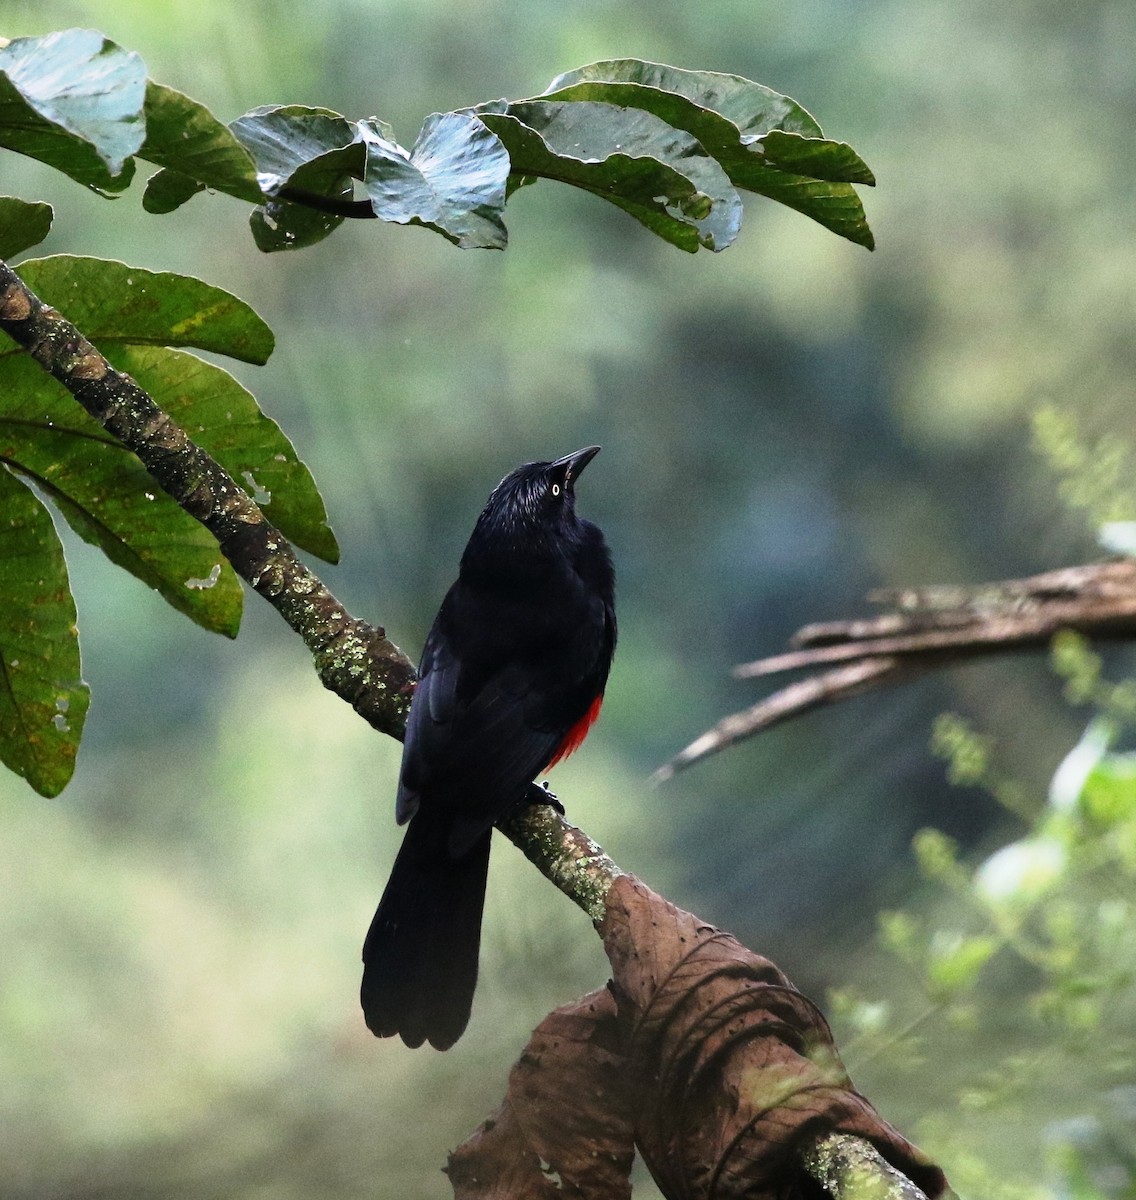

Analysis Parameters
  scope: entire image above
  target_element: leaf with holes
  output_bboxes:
[0,466,89,797]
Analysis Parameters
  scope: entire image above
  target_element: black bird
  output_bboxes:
[361,446,617,1049]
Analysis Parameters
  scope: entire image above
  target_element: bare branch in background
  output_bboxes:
[658,560,1136,779]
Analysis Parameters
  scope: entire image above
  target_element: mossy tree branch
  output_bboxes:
[0,256,415,739]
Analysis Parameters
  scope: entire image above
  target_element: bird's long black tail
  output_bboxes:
[361,812,490,1050]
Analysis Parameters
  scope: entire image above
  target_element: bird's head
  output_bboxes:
[463,446,602,572]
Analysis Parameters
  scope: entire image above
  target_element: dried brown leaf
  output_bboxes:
[600,876,948,1200]
[448,988,635,1199]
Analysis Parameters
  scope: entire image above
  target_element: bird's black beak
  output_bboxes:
[552,445,601,490]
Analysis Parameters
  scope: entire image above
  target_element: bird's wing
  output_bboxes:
[398,646,614,855]
[400,658,562,848]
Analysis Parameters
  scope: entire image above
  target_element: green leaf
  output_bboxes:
[0,29,145,191]
[232,105,361,194]
[105,345,339,564]
[249,195,346,253]
[140,166,206,215]
[726,143,876,249]
[912,827,967,887]
[140,81,262,207]
[362,112,510,249]
[477,99,739,253]
[541,60,874,249]
[927,932,999,995]
[878,910,921,965]
[758,130,875,185]
[0,465,89,797]
[0,197,52,257]
[142,102,366,227]
[544,58,825,138]
[1080,753,1136,828]
[0,256,338,631]
[16,255,275,365]
[0,353,243,636]
[226,105,363,251]
[15,257,335,560]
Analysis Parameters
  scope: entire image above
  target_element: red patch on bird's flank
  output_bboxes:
[545,694,604,770]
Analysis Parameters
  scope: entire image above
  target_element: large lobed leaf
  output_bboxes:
[0,466,89,797]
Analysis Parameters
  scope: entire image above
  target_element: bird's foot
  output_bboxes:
[523,779,564,815]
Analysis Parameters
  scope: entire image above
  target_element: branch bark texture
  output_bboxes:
[0,257,415,738]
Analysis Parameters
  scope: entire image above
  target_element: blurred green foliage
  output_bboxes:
[1,0,1135,1196]
[835,638,1136,1199]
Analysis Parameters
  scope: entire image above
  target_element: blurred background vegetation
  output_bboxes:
[2,0,1135,1196]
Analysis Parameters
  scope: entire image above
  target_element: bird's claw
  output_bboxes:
[525,779,564,815]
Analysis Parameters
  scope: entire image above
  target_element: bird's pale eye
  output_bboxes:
[551,483,561,497]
